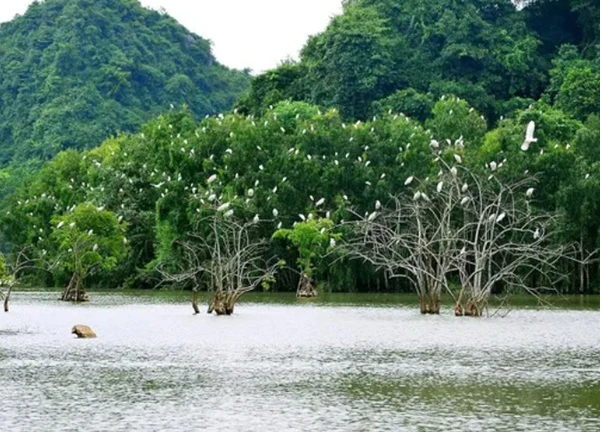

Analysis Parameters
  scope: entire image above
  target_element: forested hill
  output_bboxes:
[238,0,599,122]
[0,0,250,165]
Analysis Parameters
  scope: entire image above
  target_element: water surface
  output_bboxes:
[1,292,599,431]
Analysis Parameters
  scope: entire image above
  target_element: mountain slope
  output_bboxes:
[0,0,250,164]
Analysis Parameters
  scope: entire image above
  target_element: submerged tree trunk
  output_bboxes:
[192,289,200,315]
[419,290,441,315]
[4,283,13,312]
[296,272,318,298]
[61,274,88,302]
[207,291,238,316]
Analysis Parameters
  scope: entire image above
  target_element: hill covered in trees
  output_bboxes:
[0,0,250,166]
[238,0,600,123]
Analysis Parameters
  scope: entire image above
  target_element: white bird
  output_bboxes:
[368,211,378,222]
[526,188,535,198]
[316,198,325,207]
[413,191,422,201]
[217,203,231,212]
[247,189,255,198]
[329,238,336,248]
[253,214,260,223]
[375,200,382,210]
[118,216,124,223]
[272,186,278,194]
[69,222,76,229]
[496,212,506,223]
[224,209,234,218]
[405,176,414,186]
[273,209,279,218]
[454,154,462,164]
[299,214,306,222]
[87,229,94,236]
[461,183,469,193]
[437,181,444,193]
[207,174,218,184]
[585,173,590,180]
[277,222,283,229]
[430,139,440,148]
[451,167,458,177]
[460,196,470,206]
[57,221,65,229]
[521,121,538,151]
[93,244,99,252]
[534,228,540,240]
[489,161,497,171]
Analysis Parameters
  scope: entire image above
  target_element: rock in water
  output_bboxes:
[72,325,97,339]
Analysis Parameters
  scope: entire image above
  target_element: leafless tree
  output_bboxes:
[160,211,280,315]
[0,246,60,312]
[346,138,579,316]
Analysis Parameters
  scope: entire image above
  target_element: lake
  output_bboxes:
[1,292,599,431]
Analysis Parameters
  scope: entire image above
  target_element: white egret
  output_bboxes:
[93,244,98,252]
[299,214,306,222]
[451,167,458,177]
[526,188,535,198]
[489,161,497,171]
[207,174,217,184]
[87,229,94,236]
[330,238,336,248]
[521,121,537,151]
[375,200,382,210]
[461,183,468,193]
[217,203,231,212]
[224,209,234,218]
[57,221,65,229]
[253,214,260,224]
[460,196,470,206]
[437,181,444,193]
[413,191,422,201]
[534,228,540,240]
[273,209,279,218]
[316,198,325,207]
[454,154,462,164]
[368,211,378,221]
[405,176,414,186]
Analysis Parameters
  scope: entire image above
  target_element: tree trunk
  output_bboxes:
[296,272,318,298]
[192,289,200,315]
[3,283,12,312]
[61,274,88,302]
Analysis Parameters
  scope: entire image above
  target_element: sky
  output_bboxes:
[0,0,344,73]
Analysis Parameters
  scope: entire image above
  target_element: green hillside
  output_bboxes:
[0,0,250,165]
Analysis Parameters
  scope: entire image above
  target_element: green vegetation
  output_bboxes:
[0,0,249,189]
[2,0,600,312]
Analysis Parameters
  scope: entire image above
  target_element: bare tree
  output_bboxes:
[346,166,460,314]
[451,170,572,316]
[0,246,60,312]
[161,212,280,315]
[346,138,579,316]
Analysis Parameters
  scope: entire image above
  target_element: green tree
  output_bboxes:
[51,203,128,301]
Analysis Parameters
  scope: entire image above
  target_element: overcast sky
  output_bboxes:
[0,0,343,73]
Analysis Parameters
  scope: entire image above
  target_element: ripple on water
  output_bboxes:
[1,294,599,432]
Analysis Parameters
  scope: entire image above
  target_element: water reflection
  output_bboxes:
[1,292,599,431]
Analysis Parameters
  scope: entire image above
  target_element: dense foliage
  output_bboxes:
[2,97,598,295]
[2,0,600,298]
[0,0,249,168]
[237,0,600,124]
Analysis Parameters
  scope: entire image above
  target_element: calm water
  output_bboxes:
[1,292,599,432]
